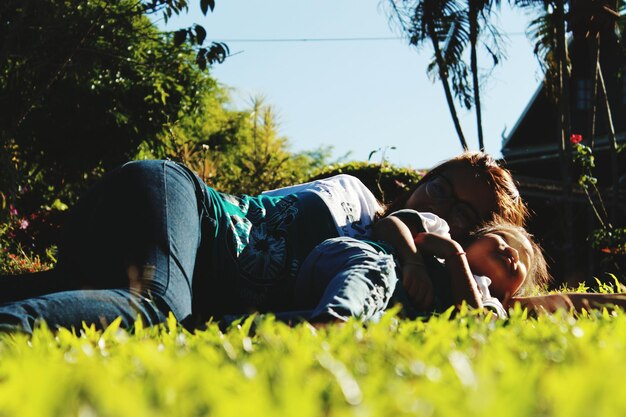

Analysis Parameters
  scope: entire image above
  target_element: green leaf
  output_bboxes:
[195,25,207,45]
[200,0,215,14]
[196,49,207,70]
[173,29,187,46]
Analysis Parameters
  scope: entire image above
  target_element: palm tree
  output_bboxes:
[388,0,470,150]
[388,0,505,151]
[467,0,504,151]
[513,0,575,275]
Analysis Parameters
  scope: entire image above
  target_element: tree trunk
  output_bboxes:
[596,63,619,225]
[428,26,469,151]
[589,35,600,149]
[555,0,574,281]
[469,1,484,151]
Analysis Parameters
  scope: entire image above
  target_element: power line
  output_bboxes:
[213,36,401,43]
[211,32,528,44]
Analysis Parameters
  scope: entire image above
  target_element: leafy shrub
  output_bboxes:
[139,95,332,195]
[0,205,56,274]
[309,161,426,204]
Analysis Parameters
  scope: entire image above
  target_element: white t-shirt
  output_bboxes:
[263,174,382,239]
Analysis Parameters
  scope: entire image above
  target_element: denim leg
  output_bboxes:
[0,159,208,327]
[0,289,166,334]
[290,237,399,322]
[59,159,207,321]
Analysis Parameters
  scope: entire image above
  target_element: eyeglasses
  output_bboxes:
[424,174,482,230]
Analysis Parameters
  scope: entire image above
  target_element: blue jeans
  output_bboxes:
[0,160,210,333]
[273,237,399,323]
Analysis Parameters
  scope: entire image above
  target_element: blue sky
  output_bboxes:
[160,0,544,169]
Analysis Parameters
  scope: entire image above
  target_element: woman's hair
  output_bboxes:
[470,220,551,296]
[384,152,528,227]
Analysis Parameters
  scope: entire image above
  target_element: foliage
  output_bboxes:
[138,94,333,195]
[140,0,229,70]
[310,161,425,205]
[591,228,626,255]
[0,0,215,212]
[2,309,626,416]
[387,0,506,151]
[572,140,625,276]
[514,0,565,99]
[0,206,57,274]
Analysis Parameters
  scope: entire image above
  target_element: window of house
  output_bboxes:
[576,79,593,110]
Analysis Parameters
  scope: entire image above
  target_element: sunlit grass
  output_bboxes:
[0,307,625,417]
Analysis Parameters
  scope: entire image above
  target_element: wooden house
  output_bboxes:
[501,1,625,284]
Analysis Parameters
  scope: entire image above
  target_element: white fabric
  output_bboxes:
[473,275,508,318]
[263,174,382,238]
[414,211,451,239]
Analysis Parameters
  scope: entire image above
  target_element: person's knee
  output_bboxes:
[295,237,397,305]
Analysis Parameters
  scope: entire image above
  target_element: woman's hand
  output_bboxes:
[401,257,434,310]
[508,293,626,313]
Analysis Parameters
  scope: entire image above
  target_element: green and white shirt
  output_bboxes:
[201,175,382,314]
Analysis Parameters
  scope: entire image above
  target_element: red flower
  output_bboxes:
[570,134,583,144]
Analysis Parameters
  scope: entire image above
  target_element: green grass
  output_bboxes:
[1,307,626,417]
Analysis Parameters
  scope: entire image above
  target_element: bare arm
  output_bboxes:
[373,215,434,309]
[373,215,483,309]
[413,232,483,309]
[508,293,626,313]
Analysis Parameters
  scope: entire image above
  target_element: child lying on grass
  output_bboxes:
[277,211,550,323]
[375,210,550,316]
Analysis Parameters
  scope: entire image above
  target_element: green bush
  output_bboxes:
[309,162,426,205]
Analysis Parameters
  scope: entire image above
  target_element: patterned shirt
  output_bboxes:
[200,175,381,316]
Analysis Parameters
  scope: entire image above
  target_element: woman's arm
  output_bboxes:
[373,216,483,309]
[412,232,483,309]
[508,293,626,313]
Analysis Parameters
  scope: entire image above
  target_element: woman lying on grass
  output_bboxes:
[0,151,581,333]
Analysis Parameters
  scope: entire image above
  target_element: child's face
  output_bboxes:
[465,231,532,300]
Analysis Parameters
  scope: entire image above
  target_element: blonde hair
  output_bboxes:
[384,152,528,227]
[470,220,551,295]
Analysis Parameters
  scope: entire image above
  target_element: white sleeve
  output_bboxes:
[264,175,383,238]
[415,212,451,238]
[388,209,451,239]
[473,275,508,318]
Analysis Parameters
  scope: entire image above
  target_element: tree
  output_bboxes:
[140,0,229,70]
[139,91,333,195]
[467,0,504,151]
[388,0,470,150]
[0,0,214,208]
[388,0,505,151]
